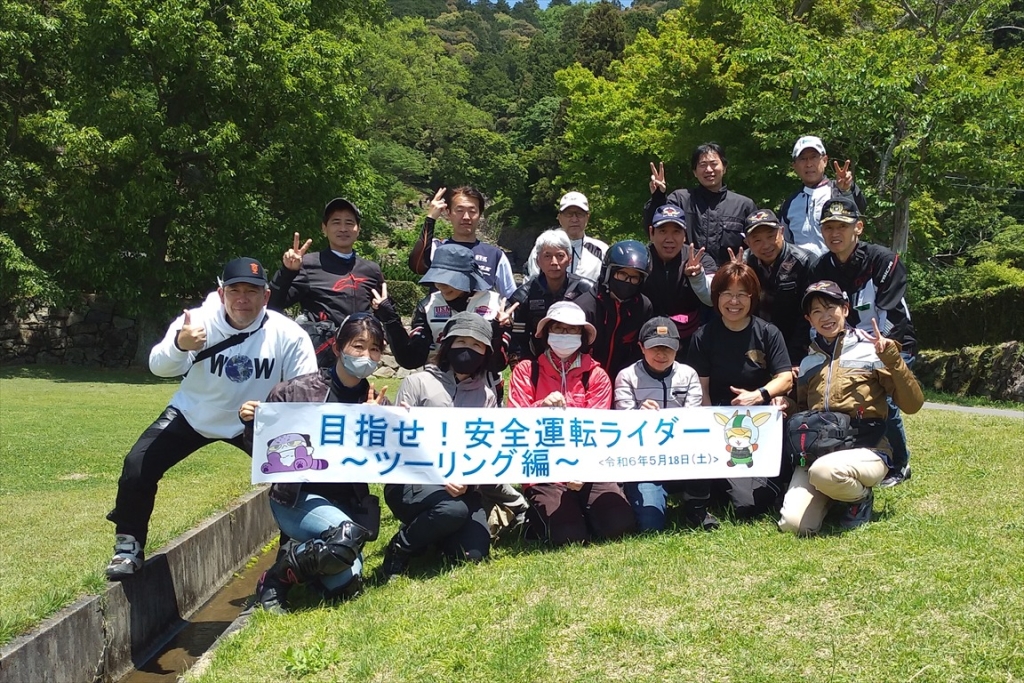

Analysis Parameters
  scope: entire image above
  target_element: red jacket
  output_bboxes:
[508,351,612,409]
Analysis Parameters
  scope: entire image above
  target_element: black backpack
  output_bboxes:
[785,411,856,468]
[296,313,338,368]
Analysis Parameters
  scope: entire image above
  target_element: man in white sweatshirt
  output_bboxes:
[105,257,317,579]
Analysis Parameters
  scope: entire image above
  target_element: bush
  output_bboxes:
[914,285,1024,350]
[386,280,426,317]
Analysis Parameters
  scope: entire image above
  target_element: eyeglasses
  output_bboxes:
[612,270,643,285]
[721,292,752,302]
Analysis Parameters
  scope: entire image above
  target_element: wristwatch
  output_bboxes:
[758,387,771,403]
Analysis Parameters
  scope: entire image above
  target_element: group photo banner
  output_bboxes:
[252,404,784,485]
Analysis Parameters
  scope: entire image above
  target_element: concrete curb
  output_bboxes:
[0,487,277,683]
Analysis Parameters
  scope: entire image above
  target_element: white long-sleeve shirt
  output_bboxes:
[150,297,316,439]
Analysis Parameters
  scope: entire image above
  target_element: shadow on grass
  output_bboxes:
[0,364,178,385]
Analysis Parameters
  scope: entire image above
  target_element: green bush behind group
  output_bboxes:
[3,0,1024,335]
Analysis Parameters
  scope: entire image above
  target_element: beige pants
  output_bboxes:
[778,448,887,536]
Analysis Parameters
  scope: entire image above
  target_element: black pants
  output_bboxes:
[106,406,247,548]
[383,484,490,561]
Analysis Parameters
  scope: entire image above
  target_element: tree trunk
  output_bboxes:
[892,193,910,254]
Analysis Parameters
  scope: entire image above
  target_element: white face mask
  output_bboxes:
[547,333,582,358]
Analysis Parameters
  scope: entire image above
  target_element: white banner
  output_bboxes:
[252,404,783,485]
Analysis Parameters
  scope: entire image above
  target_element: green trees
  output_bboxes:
[3,0,393,316]
[555,0,1024,272]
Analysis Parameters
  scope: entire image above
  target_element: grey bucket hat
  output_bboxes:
[420,243,491,293]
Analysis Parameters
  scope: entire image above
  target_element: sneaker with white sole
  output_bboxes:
[838,488,874,530]
[879,464,911,488]
[106,534,144,580]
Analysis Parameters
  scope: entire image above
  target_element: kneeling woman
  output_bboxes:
[241,314,388,612]
[508,301,635,545]
[381,312,496,580]
[778,281,923,536]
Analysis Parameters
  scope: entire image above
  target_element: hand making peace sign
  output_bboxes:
[866,317,897,358]
[649,162,667,195]
[370,282,388,311]
[427,187,448,220]
[685,245,707,277]
[495,299,520,328]
[282,232,313,271]
[833,159,854,192]
[366,383,389,405]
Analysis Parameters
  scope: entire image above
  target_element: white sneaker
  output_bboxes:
[106,534,144,580]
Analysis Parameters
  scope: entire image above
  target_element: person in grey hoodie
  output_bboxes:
[379,312,506,581]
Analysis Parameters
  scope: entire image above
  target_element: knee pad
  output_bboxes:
[287,521,369,580]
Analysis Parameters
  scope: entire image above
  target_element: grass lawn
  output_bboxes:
[185,409,1024,683]
[4,367,1023,681]
[0,365,404,647]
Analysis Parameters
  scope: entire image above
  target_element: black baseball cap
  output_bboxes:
[801,280,849,313]
[323,197,362,224]
[819,197,859,225]
[221,257,267,287]
[743,209,784,236]
[639,316,680,351]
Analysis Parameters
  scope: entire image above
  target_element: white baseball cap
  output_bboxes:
[558,191,590,213]
[792,135,826,159]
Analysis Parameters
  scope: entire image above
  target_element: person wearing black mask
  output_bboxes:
[380,312,499,582]
[575,240,654,380]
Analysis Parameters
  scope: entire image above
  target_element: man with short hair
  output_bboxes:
[642,205,717,362]
[509,229,593,363]
[645,143,757,266]
[269,197,385,324]
[780,135,867,256]
[742,209,814,364]
[408,186,517,298]
[105,258,317,579]
[808,197,916,487]
[556,191,608,281]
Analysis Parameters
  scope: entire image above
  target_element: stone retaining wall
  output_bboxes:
[0,298,138,367]
[915,341,1024,403]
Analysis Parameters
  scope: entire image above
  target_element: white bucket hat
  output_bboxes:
[535,301,596,344]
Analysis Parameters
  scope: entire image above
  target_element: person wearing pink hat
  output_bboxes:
[508,301,635,545]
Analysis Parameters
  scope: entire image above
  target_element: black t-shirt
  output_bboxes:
[688,316,792,406]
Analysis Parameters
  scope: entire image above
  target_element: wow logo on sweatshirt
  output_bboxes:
[209,354,276,382]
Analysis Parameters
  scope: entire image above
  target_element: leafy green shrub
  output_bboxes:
[914,285,1024,350]
[386,280,426,316]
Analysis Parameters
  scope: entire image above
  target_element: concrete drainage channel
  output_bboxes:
[0,488,277,683]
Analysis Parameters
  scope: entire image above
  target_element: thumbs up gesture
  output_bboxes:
[176,309,207,351]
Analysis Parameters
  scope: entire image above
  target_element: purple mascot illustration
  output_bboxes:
[262,433,329,474]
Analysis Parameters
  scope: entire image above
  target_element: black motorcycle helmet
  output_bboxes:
[602,239,652,286]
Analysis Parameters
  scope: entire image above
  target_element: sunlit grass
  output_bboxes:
[186,410,1024,682]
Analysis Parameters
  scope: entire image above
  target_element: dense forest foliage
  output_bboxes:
[3,0,1022,318]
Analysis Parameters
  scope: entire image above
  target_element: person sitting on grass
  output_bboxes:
[615,317,718,532]
[372,243,525,534]
[507,301,635,546]
[238,313,389,612]
[379,312,499,581]
[777,281,923,536]
[687,261,794,519]
[104,258,317,579]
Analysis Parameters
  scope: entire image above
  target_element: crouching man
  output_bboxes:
[105,258,317,579]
